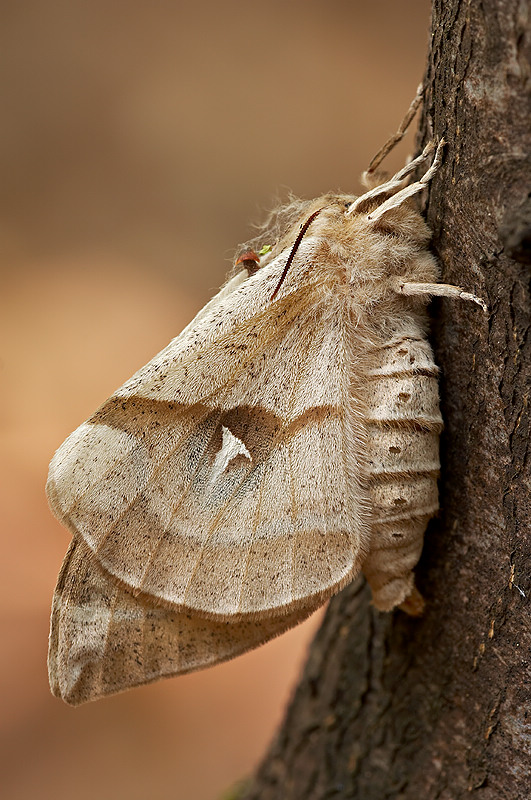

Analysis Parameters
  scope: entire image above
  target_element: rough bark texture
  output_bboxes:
[242,1,530,798]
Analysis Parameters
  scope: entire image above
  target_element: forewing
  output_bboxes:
[47,254,369,619]
[49,539,322,705]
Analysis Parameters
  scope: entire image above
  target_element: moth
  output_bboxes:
[46,130,486,705]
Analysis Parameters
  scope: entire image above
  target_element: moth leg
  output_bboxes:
[364,83,424,175]
[349,141,436,214]
[362,139,445,224]
[393,279,488,312]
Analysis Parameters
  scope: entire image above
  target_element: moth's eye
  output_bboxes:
[344,201,351,209]
[235,250,261,276]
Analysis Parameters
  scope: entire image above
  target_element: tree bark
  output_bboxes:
[242,1,530,798]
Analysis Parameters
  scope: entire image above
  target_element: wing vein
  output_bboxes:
[180,316,312,610]
[62,291,307,517]
[133,409,225,593]
[234,462,264,614]
[90,403,219,558]
[97,583,123,697]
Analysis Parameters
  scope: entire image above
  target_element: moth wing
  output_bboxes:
[47,253,369,620]
[49,538,322,705]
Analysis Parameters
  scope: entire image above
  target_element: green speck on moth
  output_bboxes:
[258,244,272,255]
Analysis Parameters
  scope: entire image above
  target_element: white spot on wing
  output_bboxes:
[210,425,252,484]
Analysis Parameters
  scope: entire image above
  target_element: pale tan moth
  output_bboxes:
[46,102,486,705]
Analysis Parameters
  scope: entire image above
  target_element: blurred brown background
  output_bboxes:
[1,2,430,798]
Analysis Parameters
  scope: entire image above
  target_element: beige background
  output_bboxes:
[1,2,430,798]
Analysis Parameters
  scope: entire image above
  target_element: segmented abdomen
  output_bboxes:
[362,334,443,610]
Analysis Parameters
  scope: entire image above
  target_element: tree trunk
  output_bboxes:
[242,1,530,798]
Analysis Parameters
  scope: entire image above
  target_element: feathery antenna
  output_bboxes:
[271,207,325,300]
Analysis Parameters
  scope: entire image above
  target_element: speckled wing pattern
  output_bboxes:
[47,139,487,705]
[48,538,322,706]
[47,254,368,703]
